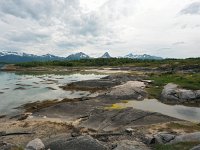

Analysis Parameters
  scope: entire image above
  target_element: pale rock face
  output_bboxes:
[161,83,200,102]
[107,81,147,100]
[25,138,45,150]
[170,132,200,144]
[178,89,196,100]
[161,83,179,100]
[195,90,200,99]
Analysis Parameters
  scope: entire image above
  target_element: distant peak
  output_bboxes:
[124,53,163,60]
[101,52,112,58]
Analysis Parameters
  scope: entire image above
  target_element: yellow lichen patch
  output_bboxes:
[105,103,125,110]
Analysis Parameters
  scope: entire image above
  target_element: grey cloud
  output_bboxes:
[79,16,101,36]
[8,31,50,43]
[57,41,84,50]
[180,2,200,15]
[0,0,54,20]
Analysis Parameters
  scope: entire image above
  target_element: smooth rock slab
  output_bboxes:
[25,138,45,150]
[46,135,107,150]
[105,81,147,100]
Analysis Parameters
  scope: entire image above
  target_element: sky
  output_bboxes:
[0,0,200,58]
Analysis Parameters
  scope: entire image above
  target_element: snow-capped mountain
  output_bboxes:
[66,52,90,60]
[100,52,112,58]
[0,51,63,63]
[124,53,163,60]
[0,51,163,63]
[0,51,90,63]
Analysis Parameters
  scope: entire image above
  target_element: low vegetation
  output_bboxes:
[147,72,200,99]
[167,122,200,133]
[16,57,200,68]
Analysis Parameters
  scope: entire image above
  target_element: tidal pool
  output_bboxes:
[0,71,106,115]
[118,99,200,122]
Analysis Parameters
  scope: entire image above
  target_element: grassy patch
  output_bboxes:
[146,86,162,99]
[155,142,200,150]
[167,122,200,133]
[147,73,200,99]
[149,73,200,90]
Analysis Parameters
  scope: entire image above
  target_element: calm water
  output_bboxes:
[0,71,106,115]
[118,99,200,122]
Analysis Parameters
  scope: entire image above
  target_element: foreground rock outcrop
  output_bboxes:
[46,135,107,150]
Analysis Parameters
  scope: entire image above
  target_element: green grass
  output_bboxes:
[146,86,163,99]
[155,142,200,150]
[149,73,200,90]
[147,72,200,99]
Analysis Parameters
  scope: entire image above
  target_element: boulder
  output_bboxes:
[161,83,200,102]
[195,90,200,99]
[170,132,200,144]
[161,83,179,100]
[153,133,176,144]
[46,135,107,150]
[178,89,196,100]
[146,133,176,144]
[25,138,45,150]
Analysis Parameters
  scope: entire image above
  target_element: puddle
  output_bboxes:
[118,99,200,122]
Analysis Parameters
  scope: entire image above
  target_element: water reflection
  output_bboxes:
[0,72,106,115]
[118,99,200,122]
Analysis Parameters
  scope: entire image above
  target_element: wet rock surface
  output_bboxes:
[61,74,147,93]
[61,79,119,92]
[80,108,177,131]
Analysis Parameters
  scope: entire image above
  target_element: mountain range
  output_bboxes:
[0,51,163,63]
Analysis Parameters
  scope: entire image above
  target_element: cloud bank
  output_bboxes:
[0,0,199,58]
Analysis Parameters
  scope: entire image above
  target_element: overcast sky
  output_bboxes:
[0,0,200,58]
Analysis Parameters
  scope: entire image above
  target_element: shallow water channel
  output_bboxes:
[0,71,106,115]
[118,99,200,122]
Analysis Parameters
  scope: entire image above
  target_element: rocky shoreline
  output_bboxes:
[1,72,200,150]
